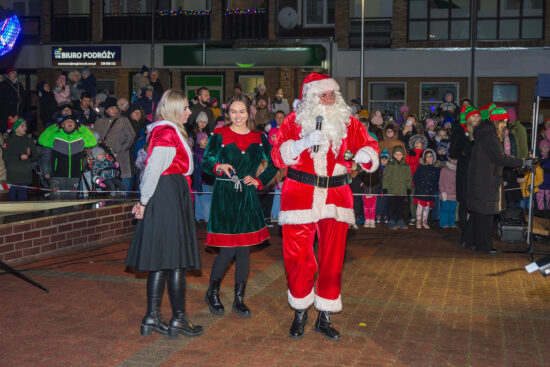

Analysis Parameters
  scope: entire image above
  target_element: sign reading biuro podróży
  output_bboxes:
[52,46,121,67]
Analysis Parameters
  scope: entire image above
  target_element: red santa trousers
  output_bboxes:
[282,218,348,312]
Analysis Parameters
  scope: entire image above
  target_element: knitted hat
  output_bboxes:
[370,110,383,126]
[443,118,453,129]
[425,118,435,129]
[299,73,339,99]
[196,111,208,123]
[490,106,509,121]
[141,65,150,74]
[507,108,517,122]
[196,132,208,144]
[145,84,154,91]
[408,134,428,150]
[9,117,25,132]
[436,140,450,155]
[257,84,266,91]
[91,146,105,159]
[459,105,480,132]
[480,103,497,121]
[103,97,118,110]
[380,149,391,160]
[6,65,16,74]
[399,105,409,114]
[59,114,78,125]
[268,126,279,143]
[392,145,405,156]
[128,103,141,116]
[95,92,107,103]
[82,68,90,76]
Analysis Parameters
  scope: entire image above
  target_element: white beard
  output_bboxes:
[295,92,351,176]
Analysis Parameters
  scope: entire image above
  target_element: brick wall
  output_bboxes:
[0,203,135,265]
[334,0,350,48]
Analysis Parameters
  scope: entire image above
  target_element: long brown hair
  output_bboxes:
[225,94,258,132]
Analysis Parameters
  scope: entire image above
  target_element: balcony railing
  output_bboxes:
[222,8,267,40]
[102,12,211,41]
[52,14,92,42]
[349,17,392,48]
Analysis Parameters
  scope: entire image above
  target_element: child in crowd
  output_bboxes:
[3,118,37,201]
[442,118,453,134]
[424,118,437,150]
[210,98,221,120]
[375,149,391,224]
[439,91,458,119]
[406,134,427,225]
[383,145,412,230]
[190,111,209,147]
[360,155,382,228]
[350,163,365,229]
[519,156,543,212]
[192,132,212,222]
[537,138,550,212]
[135,142,148,181]
[438,157,458,228]
[413,149,441,229]
[91,146,124,194]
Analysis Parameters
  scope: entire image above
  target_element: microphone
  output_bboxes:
[314,115,323,153]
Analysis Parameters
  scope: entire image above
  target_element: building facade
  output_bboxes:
[1,0,549,122]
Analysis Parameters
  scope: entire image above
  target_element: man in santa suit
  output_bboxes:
[271,73,379,340]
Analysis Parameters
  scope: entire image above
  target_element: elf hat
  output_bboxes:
[459,105,480,132]
[490,106,509,121]
[8,117,25,132]
[479,103,497,121]
[299,72,339,99]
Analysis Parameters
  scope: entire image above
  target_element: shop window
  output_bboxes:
[304,0,335,27]
[368,82,406,121]
[408,0,470,41]
[182,73,224,105]
[420,83,459,120]
[477,0,544,40]
[493,82,519,115]
[96,80,116,96]
[349,0,393,17]
[237,73,264,100]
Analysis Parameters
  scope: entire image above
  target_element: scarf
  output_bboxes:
[503,129,511,155]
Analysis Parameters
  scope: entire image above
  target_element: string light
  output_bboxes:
[224,8,267,15]
[0,15,21,57]
[156,9,212,16]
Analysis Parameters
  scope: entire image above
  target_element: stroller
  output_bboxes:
[82,142,122,197]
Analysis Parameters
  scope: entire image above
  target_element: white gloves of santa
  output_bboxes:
[441,192,447,201]
[291,130,324,159]
[353,149,372,164]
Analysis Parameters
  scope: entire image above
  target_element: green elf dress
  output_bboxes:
[202,125,278,247]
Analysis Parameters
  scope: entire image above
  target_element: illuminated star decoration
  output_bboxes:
[0,15,21,57]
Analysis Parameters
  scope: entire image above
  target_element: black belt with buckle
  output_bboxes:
[287,168,351,189]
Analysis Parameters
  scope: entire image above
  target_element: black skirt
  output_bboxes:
[125,174,201,271]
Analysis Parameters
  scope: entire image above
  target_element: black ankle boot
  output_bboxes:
[314,311,341,340]
[205,279,225,315]
[232,281,251,318]
[289,309,308,339]
[141,271,169,336]
[166,269,205,338]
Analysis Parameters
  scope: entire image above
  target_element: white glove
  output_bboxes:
[353,149,372,164]
[290,130,324,158]
[441,192,447,201]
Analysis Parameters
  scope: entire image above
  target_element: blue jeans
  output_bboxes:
[439,200,458,227]
[195,184,212,221]
[519,196,532,212]
[271,188,281,220]
[8,184,28,201]
[431,192,440,220]
[122,177,133,196]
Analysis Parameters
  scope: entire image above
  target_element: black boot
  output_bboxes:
[205,279,225,315]
[314,311,341,340]
[289,309,308,339]
[232,281,251,318]
[166,269,205,338]
[141,271,169,336]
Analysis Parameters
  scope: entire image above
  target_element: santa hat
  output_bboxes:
[5,65,16,74]
[490,106,509,121]
[479,103,497,121]
[459,105,480,133]
[299,73,339,99]
[8,117,25,132]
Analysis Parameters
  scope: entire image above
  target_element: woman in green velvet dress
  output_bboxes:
[202,94,278,318]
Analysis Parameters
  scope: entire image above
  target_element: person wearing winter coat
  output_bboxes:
[137,85,159,122]
[413,149,441,229]
[537,137,550,212]
[53,74,71,105]
[379,122,406,155]
[382,145,412,230]
[133,65,150,100]
[359,161,382,228]
[465,107,527,254]
[507,109,528,159]
[406,134,427,225]
[37,81,58,128]
[519,160,543,212]
[0,66,26,133]
[78,68,96,98]
[449,105,481,247]
[399,115,419,147]
[271,88,290,116]
[93,97,136,193]
[438,158,458,228]
[73,92,98,128]
[3,119,37,200]
[375,149,391,224]
[67,70,85,103]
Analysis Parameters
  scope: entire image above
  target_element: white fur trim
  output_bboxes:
[278,205,355,225]
[288,289,315,310]
[302,78,340,97]
[146,120,194,175]
[332,163,348,175]
[280,140,300,166]
[315,294,342,312]
[357,146,379,173]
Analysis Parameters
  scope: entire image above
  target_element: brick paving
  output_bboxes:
[2,224,550,366]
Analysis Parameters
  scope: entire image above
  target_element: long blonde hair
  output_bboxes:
[155,89,189,138]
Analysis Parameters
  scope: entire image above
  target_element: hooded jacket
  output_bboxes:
[413,149,440,201]
[382,157,412,196]
[37,81,58,128]
[378,122,406,155]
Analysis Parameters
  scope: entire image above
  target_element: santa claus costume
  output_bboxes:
[271,73,379,340]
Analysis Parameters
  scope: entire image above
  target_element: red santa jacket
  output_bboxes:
[271,112,379,225]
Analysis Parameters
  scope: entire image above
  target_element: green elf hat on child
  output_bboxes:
[8,117,25,133]
[479,103,497,121]
[459,105,480,133]
[489,106,509,121]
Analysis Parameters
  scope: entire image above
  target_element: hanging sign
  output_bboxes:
[52,46,121,67]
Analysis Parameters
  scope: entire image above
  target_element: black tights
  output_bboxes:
[210,247,250,284]
[146,269,186,317]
